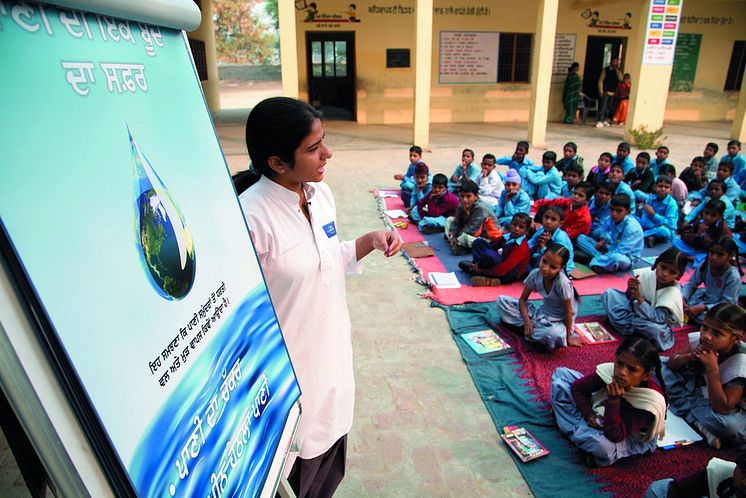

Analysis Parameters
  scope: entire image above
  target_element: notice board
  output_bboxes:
[439,31,499,84]
[669,33,701,91]
[0,1,300,496]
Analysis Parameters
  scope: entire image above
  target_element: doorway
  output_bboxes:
[306,32,356,120]
[582,36,626,100]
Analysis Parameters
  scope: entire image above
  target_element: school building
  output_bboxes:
[189,0,746,147]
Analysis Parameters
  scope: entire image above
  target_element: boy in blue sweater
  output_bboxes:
[496,140,534,176]
[650,145,670,178]
[636,175,679,247]
[588,181,612,239]
[528,205,575,272]
[495,169,531,228]
[576,194,643,273]
[394,145,423,205]
[613,141,635,174]
[524,151,563,200]
[448,148,481,193]
[722,139,745,183]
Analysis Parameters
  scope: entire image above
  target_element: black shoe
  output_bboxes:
[458,260,473,273]
[645,235,657,248]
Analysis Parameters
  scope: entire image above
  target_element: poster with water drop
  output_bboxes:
[0,2,301,497]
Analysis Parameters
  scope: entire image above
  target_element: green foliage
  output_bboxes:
[628,125,667,150]
[214,0,278,65]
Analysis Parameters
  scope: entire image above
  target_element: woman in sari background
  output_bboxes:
[563,62,582,124]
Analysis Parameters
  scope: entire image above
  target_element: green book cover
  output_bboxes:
[460,329,512,357]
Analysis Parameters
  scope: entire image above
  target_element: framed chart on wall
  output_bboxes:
[0,1,301,496]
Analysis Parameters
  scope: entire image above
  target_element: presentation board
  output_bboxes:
[0,1,300,496]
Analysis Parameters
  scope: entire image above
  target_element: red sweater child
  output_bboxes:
[416,190,459,219]
[472,234,530,283]
[533,197,590,241]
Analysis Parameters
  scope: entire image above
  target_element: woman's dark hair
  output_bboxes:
[704,303,746,339]
[615,336,667,404]
[653,247,688,277]
[568,62,579,73]
[245,97,321,179]
[700,235,743,277]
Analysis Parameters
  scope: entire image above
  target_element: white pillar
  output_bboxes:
[278,1,299,98]
[413,0,433,148]
[527,0,559,149]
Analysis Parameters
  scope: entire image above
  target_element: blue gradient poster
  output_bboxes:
[0,2,300,496]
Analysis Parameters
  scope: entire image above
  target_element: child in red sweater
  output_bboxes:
[458,213,531,286]
[533,181,594,241]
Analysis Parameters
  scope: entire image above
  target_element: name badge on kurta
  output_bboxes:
[322,221,337,238]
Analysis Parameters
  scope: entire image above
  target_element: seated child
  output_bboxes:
[403,161,431,216]
[448,148,480,192]
[555,141,584,175]
[495,169,531,228]
[561,163,583,199]
[609,162,635,209]
[394,145,423,206]
[722,139,745,184]
[675,199,733,265]
[644,453,746,498]
[650,145,670,178]
[523,151,562,200]
[534,182,593,241]
[588,181,612,239]
[528,205,575,272]
[586,152,613,188]
[679,156,706,194]
[496,140,534,174]
[682,236,742,325]
[613,141,635,175]
[445,180,500,255]
[625,152,655,204]
[704,142,720,181]
[475,153,504,207]
[495,243,583,348]
[658,164,688,210]
[460,213,531,287]
[662,303,746,448]
[576,194,643,273]
[413,173,459,232]
[637,175,679,247]
[685,179,738,228]
[551,337,667,467]
[690,161,739,204]
[601,247,687,351]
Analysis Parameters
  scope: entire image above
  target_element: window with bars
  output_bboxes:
[724,40,746,91]
[310,40,348,78]
[497,33,532,83]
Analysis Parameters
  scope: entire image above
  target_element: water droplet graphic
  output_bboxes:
[130,126,195,300]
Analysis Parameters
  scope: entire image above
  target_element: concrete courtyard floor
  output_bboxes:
[215,106,735,497]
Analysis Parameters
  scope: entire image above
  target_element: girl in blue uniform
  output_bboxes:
[551,336,667,467]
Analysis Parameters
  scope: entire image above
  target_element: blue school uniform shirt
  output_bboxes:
[650,159,669,179]
[528,227,575,271]
[409,183,432,208]
[637,193,678,232]
[685,195,738,228]
[611,180,636,208]
[688,178,740,204]
[721,152,746,182]
[523,268,577,320]
[496,189,531,226]
[400,162,417,191]
[588,197,610,231]
[613,155,635,175]
[496,156,534,172]
[447,162,480,190]
[560,181,578,199]
[604,214,644,258]
[682,264,741,310]
[525,166,562,200]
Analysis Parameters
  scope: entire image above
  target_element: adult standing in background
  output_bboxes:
[563,62,582,124]
[239,97,400,498]
[597,57,623,128]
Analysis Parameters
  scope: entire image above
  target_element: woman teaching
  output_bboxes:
[238,97,400,498]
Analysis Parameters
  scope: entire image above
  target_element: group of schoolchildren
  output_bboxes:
[394,139,746,484]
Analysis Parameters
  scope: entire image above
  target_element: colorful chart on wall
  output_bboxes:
[0,2,300,497]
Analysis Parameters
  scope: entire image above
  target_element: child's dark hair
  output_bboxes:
[596,180,612,194]
[574,181,595,199]
[655,175,673,186]
[517,140,529,151]
[719,160,735,174]
[463,148,475,158]
[615,337,667,404]
[511,212,532,229]
[636,151,651,163]
[543,151,557,163]
[618,141,631,152]
[704,198,726,216]
[544,205,566,221]
[610,193,631,209]
[728,139,742,148]
[564,141,577,153]
[410,145,423,155]
[599,152,614,163]
[704,303,746,339]
[460,179,479,195]
[432,173,448,186]
[700,235,743,277]
[653,247,688,278]
[483,153,496,162]
[657,145,669,154]
[564,162,584,178]
[610,162,625,173]
[708,178,725,192]
[706,142,719,154]
[544,243,581,302]
[691,156,705,166]
[658,164,677,177]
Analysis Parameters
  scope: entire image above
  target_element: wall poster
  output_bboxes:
[643,0,684,65]
[0,1,300,497]
[552,33,576,82]
[439,31,499,84]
